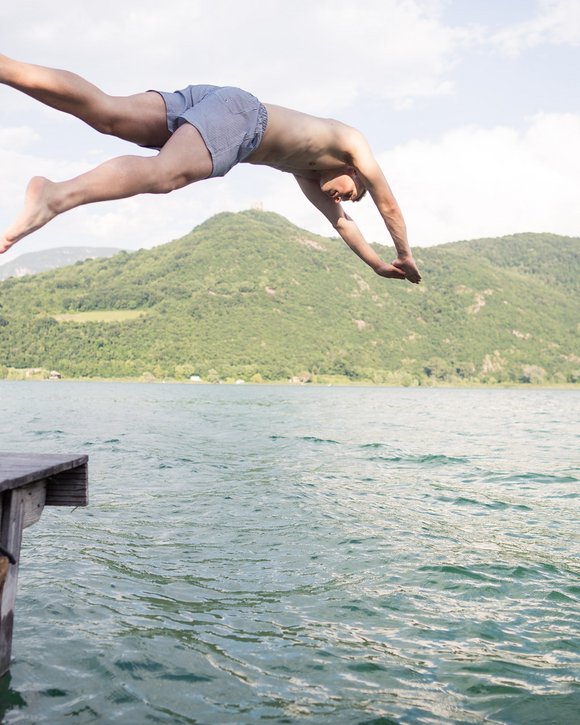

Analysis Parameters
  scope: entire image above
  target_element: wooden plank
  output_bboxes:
[0,453,89,676]
[0,488,25,676]
[45,465,88,507]
[22,480,47,528]
[0,453,88,494]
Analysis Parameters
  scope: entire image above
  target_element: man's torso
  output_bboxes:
[243,104,357,178]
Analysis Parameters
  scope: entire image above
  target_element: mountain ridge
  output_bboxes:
[0,246,124,281]
[0,209,578,384]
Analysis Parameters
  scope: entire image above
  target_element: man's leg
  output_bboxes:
[0,54,169,148]
[0,123,212,253]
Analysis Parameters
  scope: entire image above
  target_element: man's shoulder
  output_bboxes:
[336,125,370,161]
[343,125,368,145]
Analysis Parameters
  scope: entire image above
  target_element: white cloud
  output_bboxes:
[242,113,580,251]
[0,0,468,113]
[0,126,40,150]
[491,0,580,55]
[0,0,476,260]
[0,146,284,258]
[1,2,578,264]
[0,146,88,206]
[3,114,579,263]
[377,113,580,245]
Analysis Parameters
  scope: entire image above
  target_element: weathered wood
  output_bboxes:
[22,481,47,529]
[0,453,88,506]
[0,488,26,675]
[0,559,9,591]
[0,453,89,491]
[45,466,88,507]
[0,452,89,676]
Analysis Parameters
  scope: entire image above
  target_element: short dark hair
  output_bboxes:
[353,175,367,202]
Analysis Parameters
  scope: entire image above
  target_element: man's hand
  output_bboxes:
[393,255,421,284]
[374,261,406,280]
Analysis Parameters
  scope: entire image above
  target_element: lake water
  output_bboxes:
[0,382,578,724]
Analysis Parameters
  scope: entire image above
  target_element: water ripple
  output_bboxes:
[0,382,578,723]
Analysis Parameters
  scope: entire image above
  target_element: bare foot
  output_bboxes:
[0,176,58,253]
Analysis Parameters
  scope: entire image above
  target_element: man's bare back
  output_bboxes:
[245,104,356,175]
[0,56,421,283]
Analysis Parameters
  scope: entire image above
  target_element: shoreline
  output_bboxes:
[0,376,577,390]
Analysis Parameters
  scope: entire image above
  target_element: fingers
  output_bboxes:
[376,262,406,279]
[392,258,422,284]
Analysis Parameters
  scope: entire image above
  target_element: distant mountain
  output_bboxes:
[0,246,124,281]
[0,210,578,384]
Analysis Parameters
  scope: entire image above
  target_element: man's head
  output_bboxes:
[319,167,367,203]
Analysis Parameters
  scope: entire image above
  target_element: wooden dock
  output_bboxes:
[0,453,88,676]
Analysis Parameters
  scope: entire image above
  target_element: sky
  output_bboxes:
[0,0,579,263]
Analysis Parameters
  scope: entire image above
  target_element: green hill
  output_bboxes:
[0,210,578,384]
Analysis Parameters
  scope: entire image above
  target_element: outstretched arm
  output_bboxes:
[294,175,406,280]
[349,132,421,283]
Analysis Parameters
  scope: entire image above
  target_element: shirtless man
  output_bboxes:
[0,54,421,283]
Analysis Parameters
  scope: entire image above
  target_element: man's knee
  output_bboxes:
[88,99,122,136]
[147,160,197,194]
[94,117,117,136]
[150,151,212,193]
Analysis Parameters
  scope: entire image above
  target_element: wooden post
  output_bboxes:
[0,488,26,675]
[0,453,88,676]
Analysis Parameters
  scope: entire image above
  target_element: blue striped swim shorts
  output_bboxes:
[151,85,268,178]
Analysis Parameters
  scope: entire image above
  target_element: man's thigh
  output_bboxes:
[107,91,171,148]
[155,123,213,184]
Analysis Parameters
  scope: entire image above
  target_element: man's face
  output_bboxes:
[320,172,359,203]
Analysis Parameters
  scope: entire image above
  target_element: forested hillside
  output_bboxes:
[0,210,578,384]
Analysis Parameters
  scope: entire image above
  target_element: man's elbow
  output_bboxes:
[333,215,353,233]
[377,198,401,219]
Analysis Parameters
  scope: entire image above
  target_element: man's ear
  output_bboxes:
[348,167,362,184]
